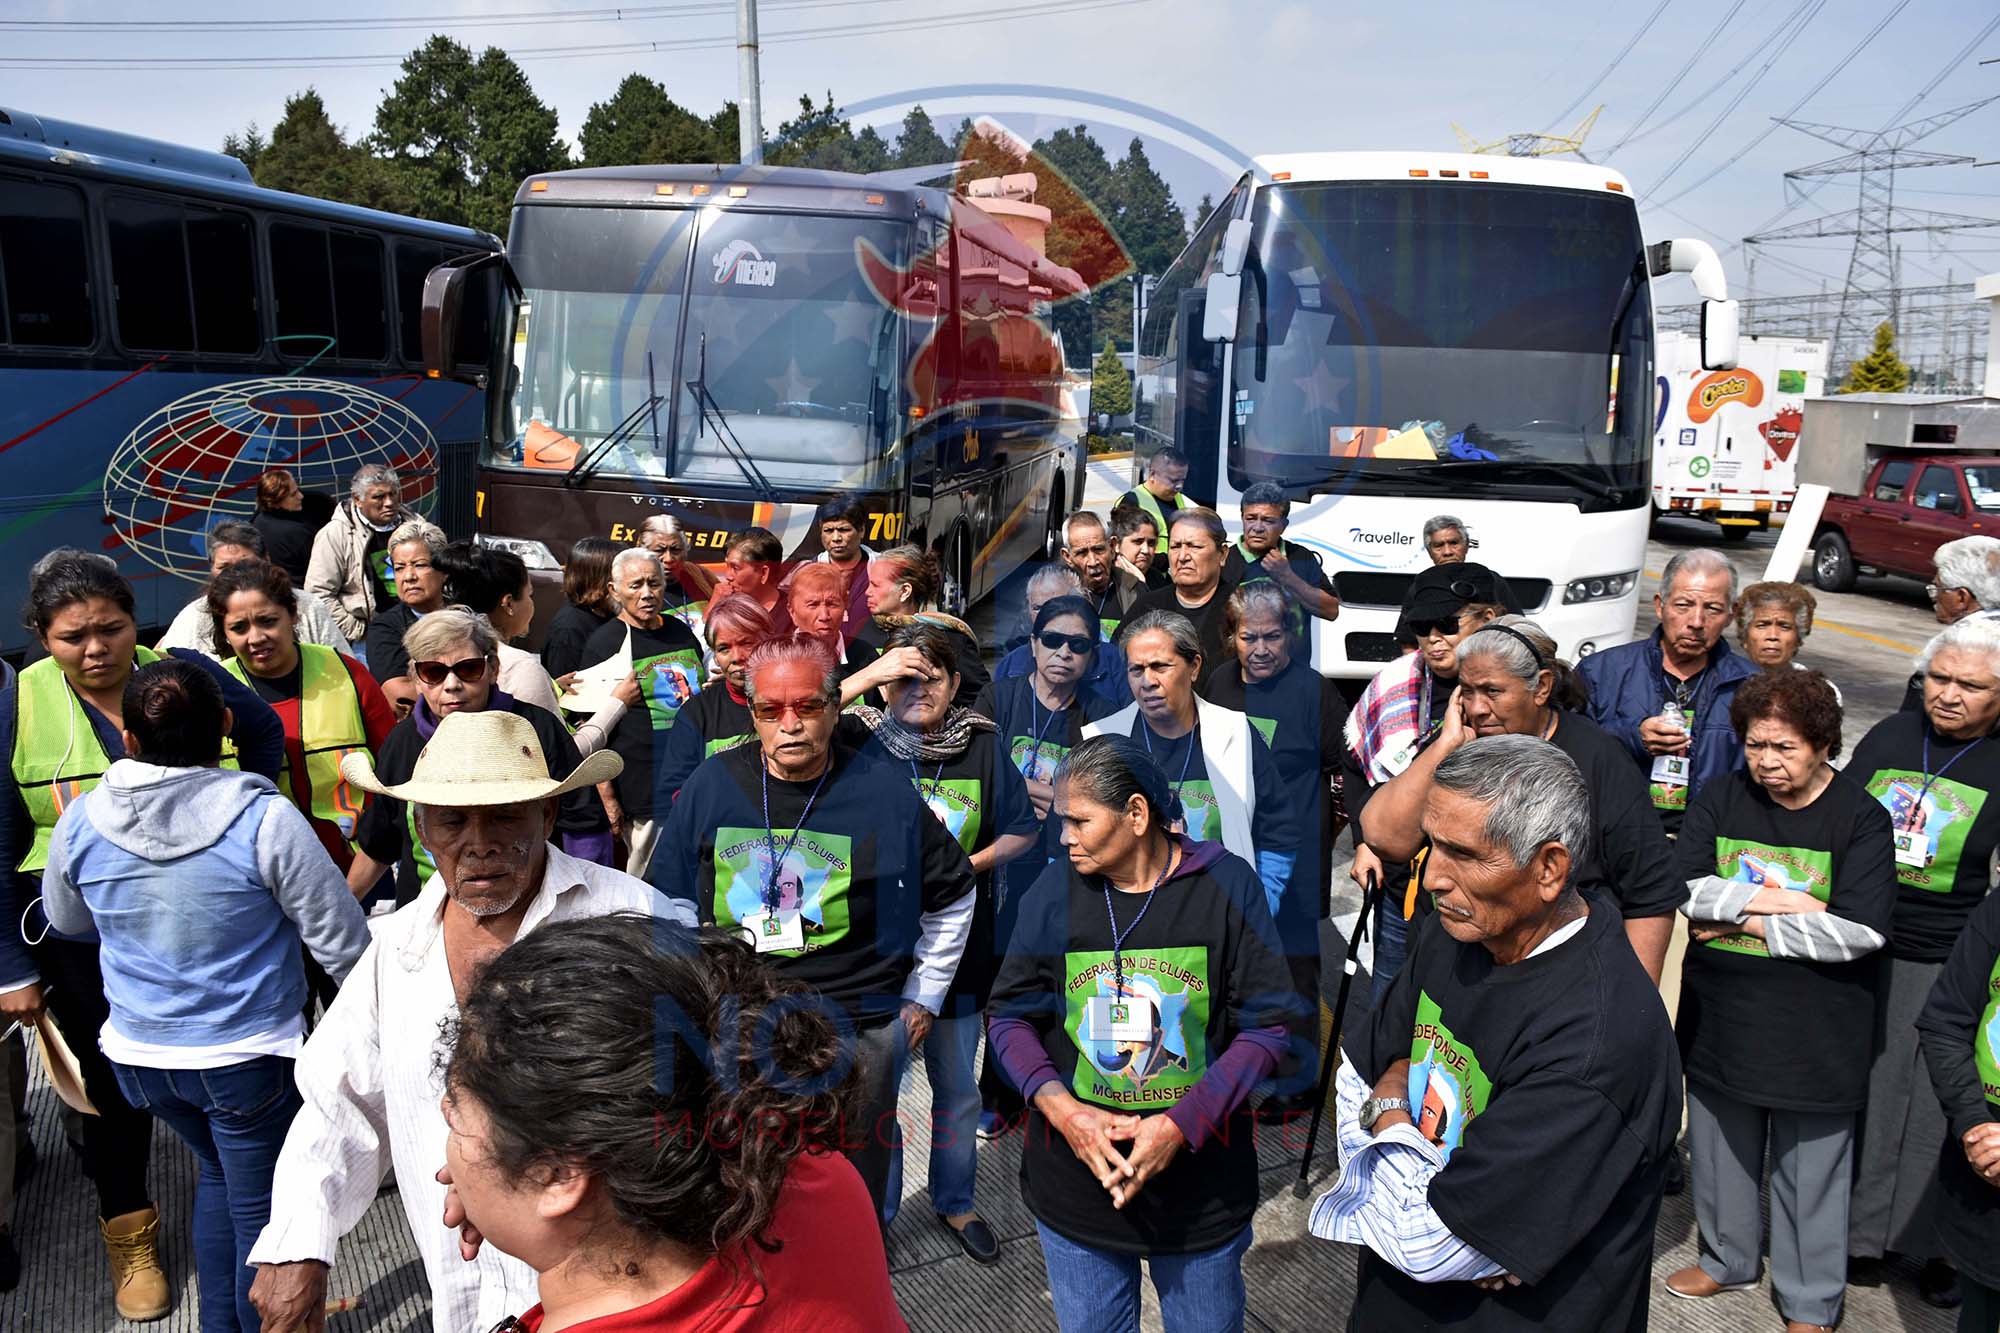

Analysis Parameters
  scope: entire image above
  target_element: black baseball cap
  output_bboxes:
[1401,562,1507,624]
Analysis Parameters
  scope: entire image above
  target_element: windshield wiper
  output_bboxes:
[1401,457,1628,502]
[564,361,664,489]
[685,330,777,502]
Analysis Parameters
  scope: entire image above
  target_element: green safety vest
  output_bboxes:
[1129,484,1192,553]
[223,644,371,846]
[11,647,161,874]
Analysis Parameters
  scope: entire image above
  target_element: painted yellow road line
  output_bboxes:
[1643,567,1918,655]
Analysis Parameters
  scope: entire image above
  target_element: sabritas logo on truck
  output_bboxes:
[1686,368,1764,424]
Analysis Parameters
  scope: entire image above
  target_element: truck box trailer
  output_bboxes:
[1652,332,1826,539]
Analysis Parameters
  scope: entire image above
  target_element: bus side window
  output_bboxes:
[330,232,388,363]
[394,241,444,365]
[107,194,196,353]
[0,175,93,350]
[186,209,258,355]
[271,222,337,362]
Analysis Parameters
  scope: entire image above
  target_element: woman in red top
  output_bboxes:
[207,559,397,873]
[438,914,905,1333]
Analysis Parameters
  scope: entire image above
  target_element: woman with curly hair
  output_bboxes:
[1664,668,1894,1331]
[439,913,904,1332]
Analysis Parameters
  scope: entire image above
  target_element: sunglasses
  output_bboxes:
[412,657,491,686]
[1406,615,1462,638]
[751,697,831,723]
[1037,630,1095,656]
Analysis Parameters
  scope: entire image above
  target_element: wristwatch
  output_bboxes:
[1358,1096,1411,1132]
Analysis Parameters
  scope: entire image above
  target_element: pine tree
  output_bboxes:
[580,74,705,167]
[467,47,569,237]
[373,36,479,228]
[893,106,951,169]
[1092,337,1133,418]
[1840,322,1913,394]
[222,124,266,172]
[254,90,412,214]
[1193,194,1214,231]
[1110,137,1186,277]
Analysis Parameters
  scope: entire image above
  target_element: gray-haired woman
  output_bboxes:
[362,518,449,711]
[350,606,612,903]
[988,735,1292,1331]
[1356,615,1683,983]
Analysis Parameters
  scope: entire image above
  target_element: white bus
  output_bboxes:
[1133,151,1738,677]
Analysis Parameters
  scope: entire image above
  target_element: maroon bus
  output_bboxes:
[423,163,1088,619]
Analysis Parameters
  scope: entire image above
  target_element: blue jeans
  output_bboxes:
[112,1056,302,1333]
[1036,1220,1252,1332]
[883,1006,982,1222]
[1369,890,1410,1007]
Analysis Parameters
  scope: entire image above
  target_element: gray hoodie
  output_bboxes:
[42,761,371,1049]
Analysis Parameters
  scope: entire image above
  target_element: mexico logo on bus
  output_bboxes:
[712,240,777,287]
[1686,368,1764,424]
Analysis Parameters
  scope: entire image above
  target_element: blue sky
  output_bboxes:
[4,0,1996,299]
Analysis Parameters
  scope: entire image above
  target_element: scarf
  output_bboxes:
[871,610,977,640]
[852,704,993,762]
[1343,653,1435,786]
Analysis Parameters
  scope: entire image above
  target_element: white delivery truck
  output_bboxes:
[1652,332,1826,540]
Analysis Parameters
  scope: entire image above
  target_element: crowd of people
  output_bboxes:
[0,454,1993,1333]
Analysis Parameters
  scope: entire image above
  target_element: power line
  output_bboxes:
[1601,0,1749,157]
[0,0,862,32]
[1613,0,1815,151]
[1650,0,1914,207]
[1542,0,1673,133]
[1645,0,1830,196]
[0,0,1146,70]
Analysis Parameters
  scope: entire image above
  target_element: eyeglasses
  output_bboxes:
[1406,615,1461,638]
[412,657,490,686]
[751,697,831,723]
[1927,583,1965,602]
[1037,630,1095,656]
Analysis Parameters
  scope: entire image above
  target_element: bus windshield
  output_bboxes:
[498,205,908,489]
[1226,181,1652,511]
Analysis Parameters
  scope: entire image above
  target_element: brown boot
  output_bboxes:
[99,1205,170,1321]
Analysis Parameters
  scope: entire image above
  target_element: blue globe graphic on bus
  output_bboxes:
[102,377,439,577]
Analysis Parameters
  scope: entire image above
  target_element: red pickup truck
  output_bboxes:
[1810,453,2000,591]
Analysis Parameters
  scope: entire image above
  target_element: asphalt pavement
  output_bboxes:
[0,480,1960,1332]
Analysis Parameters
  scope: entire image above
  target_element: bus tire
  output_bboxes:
[1811,531,1856,592]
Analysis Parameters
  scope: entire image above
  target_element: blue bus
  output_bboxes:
[0,106,500,656]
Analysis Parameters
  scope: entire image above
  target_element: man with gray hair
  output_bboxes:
[1899,535,2000,711]
[305,463,422,642]
[1577,547,1757,835]
[992,564,1132,706]
[1422,515,1472,565]
[1311,734,1681,1329]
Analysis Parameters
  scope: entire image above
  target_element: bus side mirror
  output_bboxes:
[422,251,511,385]
[1700,299,1740,371]
[1219,219,1253,277]
[1202,272,1240,343]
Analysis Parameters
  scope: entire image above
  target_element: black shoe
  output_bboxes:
[1846,1254,1885,1288]
[12,1137,33,1191]
[939,1212,1001,1265]
[1662,1150,1685,1196]
[0,1229,18,1293]
[1919,1258,1961,1309]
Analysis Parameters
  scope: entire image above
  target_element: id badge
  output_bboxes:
[1650,754,1689,787]
[742,908,804,953]
[1892,829,1929,868]
[1381,740,1418,778]
[1087,994,1154,1042]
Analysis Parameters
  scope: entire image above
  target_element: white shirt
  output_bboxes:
[248,844,696,1333]
[156,589,353,661]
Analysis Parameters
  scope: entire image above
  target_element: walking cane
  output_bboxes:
[1292,870,1383,1197]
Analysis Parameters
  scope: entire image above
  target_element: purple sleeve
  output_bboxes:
[559,828,615,867]
[990,1015,1062,1103]
[1165,1025,1288,1150]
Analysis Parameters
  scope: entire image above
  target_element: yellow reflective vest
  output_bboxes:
[10,647,161,874]
[223,644,370,845]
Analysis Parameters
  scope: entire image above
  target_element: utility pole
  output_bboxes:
[736,0,763,165]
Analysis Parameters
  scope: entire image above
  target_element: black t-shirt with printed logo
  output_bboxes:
[651,741,975,1023]
[580,617,706,821]
[1914,886,2000,1288]
[1674,768,1896,1112]
[1848,710,2000,963]
[860,727,1038,1008]
[1549,710,1687,923]
[1124,585,1231,682]
[1348,904,1681,1332]
[987,843,1293,1256]
[975,674,1119,895]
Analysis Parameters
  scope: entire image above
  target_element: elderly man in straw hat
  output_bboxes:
[246,711,693,1333]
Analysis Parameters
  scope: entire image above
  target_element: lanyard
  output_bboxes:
[910,755,949,809]
[1026,682,1072,769]
[1912,730,1986,827]
[1666,668,1704,716]
[1140,718,1200,809]
[758,756,832,911]
[1103,843,1176,993]
[1417,663,1438,741]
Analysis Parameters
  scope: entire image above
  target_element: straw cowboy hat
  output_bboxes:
[339,710,622,806]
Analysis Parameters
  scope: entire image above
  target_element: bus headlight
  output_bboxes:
[1562,571,1638,605]
[475,534,561,571]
